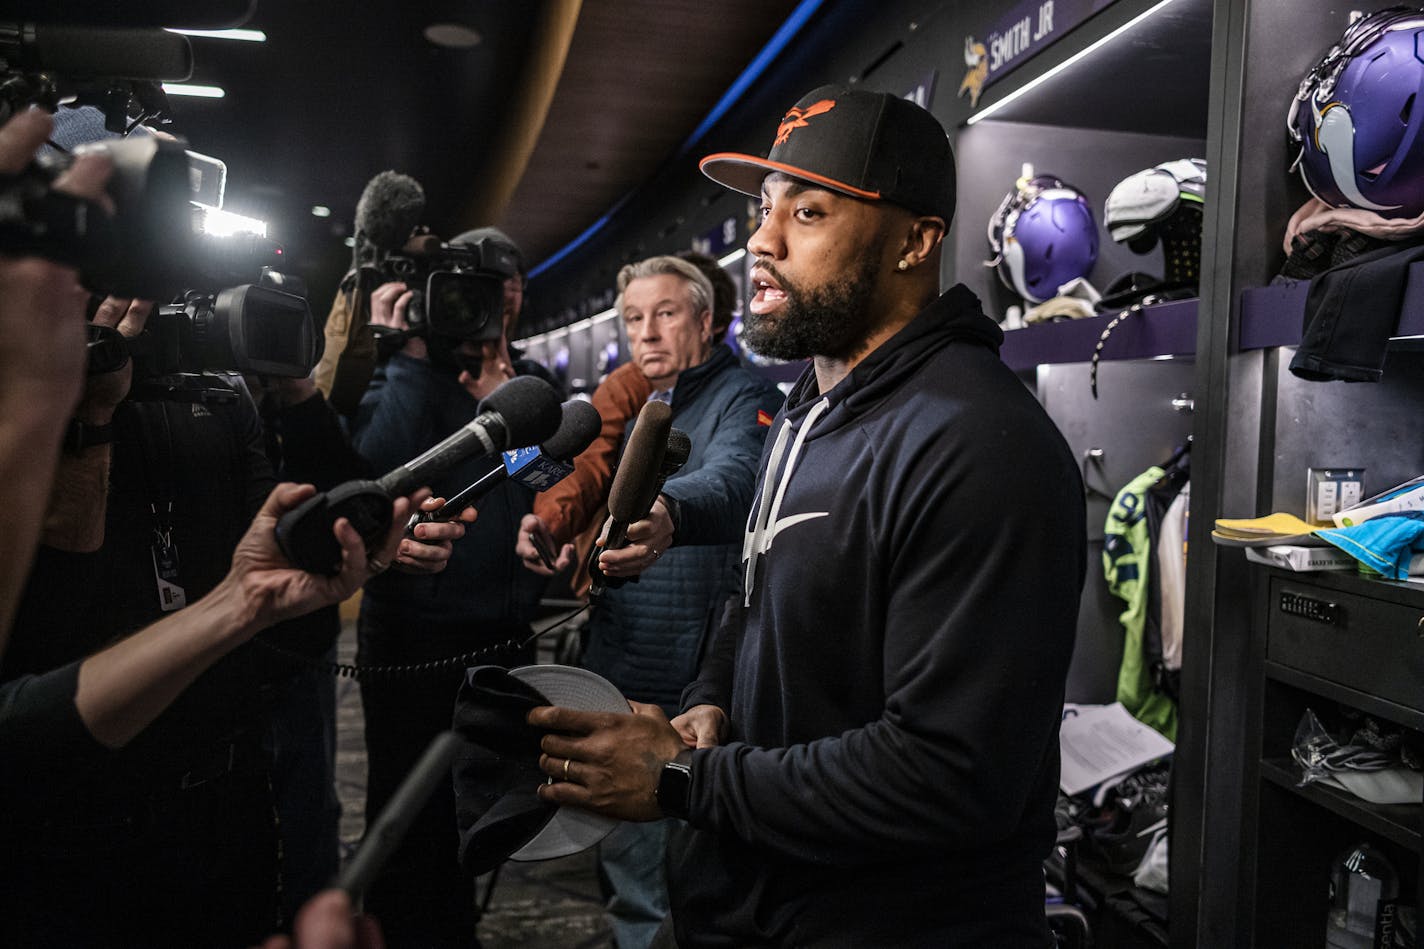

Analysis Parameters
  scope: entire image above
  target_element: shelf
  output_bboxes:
[1259,758,1421,850]
[962,0,1212,138]
[1263,565,1424,611]
[1264,661,1424,734]
[999,298,1196,371]
[1239,264,1424,351]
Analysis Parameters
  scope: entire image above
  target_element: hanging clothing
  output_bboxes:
[1155,483,1190,674]
[1290,238,1424,382]
[1103,450,1189,741]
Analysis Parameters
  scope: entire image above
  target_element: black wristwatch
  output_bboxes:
[656,749,694,820]
[659,493,682,546]
[63,417,115,454]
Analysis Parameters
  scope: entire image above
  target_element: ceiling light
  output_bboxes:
[166,28,267,42]
[966,0,1177,126]
[344,237,356,248]
[718,248,746,269]
[529,0,825,281]
[198,206,267,238]
[424,23,482,49]
[311,205,331,218]
[162,83,225,99]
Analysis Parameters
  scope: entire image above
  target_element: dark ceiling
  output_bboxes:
[6,0,806,299]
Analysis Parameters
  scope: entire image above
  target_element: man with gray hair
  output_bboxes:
[520,254,782,947]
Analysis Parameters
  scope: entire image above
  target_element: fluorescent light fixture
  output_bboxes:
[198,206,267,238]
[966,0,1177,126]
[311,205,331,218]
[527,0,824,281]
[424,23,482,49]
[167,28,267,42]
[162,83,226,99]
[344,236,357,248]
[718,248,746,269]
[517,308,618,348]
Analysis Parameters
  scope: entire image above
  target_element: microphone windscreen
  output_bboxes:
[608,400,672,523]
[354,171,425,251]
[478,376,562,451]
[663,429,692,471]
[24,25,193,81]
[543,400,601,462]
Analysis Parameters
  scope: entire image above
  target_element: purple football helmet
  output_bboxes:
[986,174,1099,303]
[1289,7,1424,217]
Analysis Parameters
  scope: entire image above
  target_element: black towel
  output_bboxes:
[1291,238,1424,382]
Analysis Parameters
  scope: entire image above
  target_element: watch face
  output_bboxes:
[658,760,692,819]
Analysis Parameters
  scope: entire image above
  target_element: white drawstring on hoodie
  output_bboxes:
[742,397,831,606]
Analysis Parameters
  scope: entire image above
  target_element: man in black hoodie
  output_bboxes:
[530,85,1087,948]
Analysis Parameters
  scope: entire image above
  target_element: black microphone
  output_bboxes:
[376,376,562,498]
[588,401,674,597]
[336,730,461,907]
[658,428,692,492]
[4,3,255,29]
[274,376,562,575]
[412,399,601,527]
[0,24,194,81]
[354,170,425,254]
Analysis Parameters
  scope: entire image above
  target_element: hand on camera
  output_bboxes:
[75,295,153,425]
[368,281,425,361]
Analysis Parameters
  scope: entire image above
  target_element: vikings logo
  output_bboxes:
[774,99,835,146]
[959,36,989,108]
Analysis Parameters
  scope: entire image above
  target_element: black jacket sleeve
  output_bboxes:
[0,662,110,785]
[274,392,373,489]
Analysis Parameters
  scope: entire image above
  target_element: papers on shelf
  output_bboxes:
[1059,702,1175,797]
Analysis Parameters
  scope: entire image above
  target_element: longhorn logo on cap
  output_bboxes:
[774,99,835,146]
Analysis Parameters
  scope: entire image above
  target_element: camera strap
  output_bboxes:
[137,402,187,612]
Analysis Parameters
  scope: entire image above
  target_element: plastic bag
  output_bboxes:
[1291,708,1397,789]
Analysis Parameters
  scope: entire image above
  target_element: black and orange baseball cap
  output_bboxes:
[699,84,956,222]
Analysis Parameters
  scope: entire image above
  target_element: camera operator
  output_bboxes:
[0,108,469,947]
[0,107,107,642]
[348,227,552,949]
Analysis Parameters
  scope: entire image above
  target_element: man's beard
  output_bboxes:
[741,249,882,362]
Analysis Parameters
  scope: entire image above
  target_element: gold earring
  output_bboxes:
[897,259,910,271]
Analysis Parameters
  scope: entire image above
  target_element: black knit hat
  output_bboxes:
[454,226,525,277]
[700,85,956,222]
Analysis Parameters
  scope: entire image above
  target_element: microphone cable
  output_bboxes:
[250,600,590,681]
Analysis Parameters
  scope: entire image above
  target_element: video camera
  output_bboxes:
[0,23,321,380]
[87,266,321,383]
[0,25,256,296]
[368,230,513,353]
